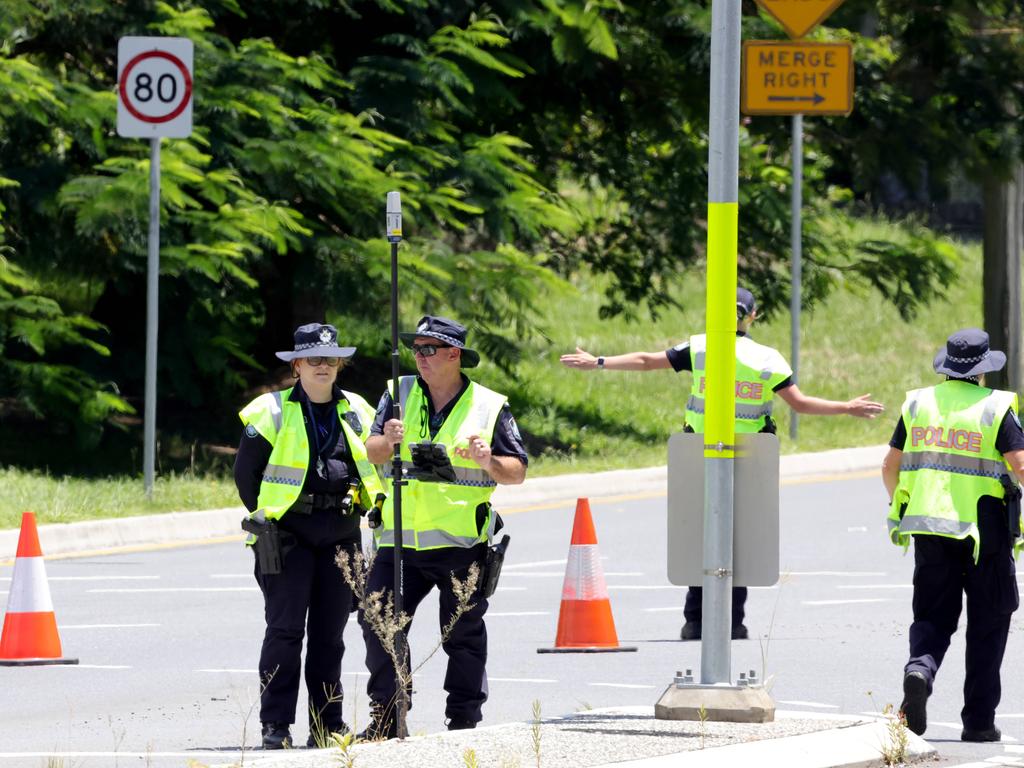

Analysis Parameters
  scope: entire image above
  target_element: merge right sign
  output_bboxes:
[742,41,853,116]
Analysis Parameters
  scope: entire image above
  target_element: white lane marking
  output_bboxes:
[500,572,564,577]
[783,571,888,577]
[61,624,161,629]
[197,668,370,676]
[88,587,259,593]
[995,713,1024,719]
[0,753,253,759]
[803,598,897,606]
[847,526,868,532]
[644,607,682,613]
[607,585,678,590]
[837,585,912,590]
[1,575,160,581]
[490,677,557,684]
[62,664,133,669]
[589,683,656,690]
[777,700,840,709]
[504,559,566,570]
[210,574,250,579]
[487,611,549,617]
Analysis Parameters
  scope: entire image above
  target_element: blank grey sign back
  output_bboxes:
[666,432,780,586]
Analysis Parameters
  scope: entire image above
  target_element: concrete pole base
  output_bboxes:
[654,684,775,723]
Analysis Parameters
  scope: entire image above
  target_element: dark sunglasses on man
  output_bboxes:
[410,344,451,358]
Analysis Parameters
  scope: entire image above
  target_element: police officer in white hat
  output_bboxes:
[234,322,383,749]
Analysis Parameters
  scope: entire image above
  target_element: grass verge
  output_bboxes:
[1,222,986,526]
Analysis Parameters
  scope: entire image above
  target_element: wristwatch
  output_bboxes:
[596,356,605,369]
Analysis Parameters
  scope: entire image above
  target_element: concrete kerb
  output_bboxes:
[209,707,934,768]
[0,444,889,561]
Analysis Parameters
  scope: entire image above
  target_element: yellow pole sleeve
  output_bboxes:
[704,202,738,459]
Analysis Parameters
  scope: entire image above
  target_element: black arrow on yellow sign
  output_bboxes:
[768,93,825,105]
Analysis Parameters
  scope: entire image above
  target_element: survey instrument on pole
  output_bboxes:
[742,41,853,116]
[385,190,410,738]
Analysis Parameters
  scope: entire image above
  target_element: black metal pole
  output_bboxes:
[386,192,408,738]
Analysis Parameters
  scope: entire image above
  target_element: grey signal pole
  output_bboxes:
[143,137,160,497]
[789,114,803,441]
[701,0,742,685]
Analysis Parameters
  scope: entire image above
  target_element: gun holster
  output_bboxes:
[1001,476,1022,540]
[481,534,510,599]
[241,517,283,576]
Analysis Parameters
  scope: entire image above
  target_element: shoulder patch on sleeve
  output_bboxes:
[245,423,259,438]
[507,414,522,442]
[343,410,363,435]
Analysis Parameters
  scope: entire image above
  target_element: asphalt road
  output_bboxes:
[2,473,1023,767]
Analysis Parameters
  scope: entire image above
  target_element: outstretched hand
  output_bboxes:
[847,394,885,419]
[560,346,598,370]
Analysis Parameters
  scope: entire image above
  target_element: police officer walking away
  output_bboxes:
[362,315,528,739]
[882,329,1024,742]
[234,323,384,749]
[561,287,883,640]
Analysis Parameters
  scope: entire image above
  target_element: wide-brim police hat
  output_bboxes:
[933,328,1006,378]
[275,323,356,362]
[399,315,480,368]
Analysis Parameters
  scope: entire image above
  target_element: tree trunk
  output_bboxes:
[982,162,1024,393]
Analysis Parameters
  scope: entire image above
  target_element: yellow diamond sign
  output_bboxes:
[754,0,846,39]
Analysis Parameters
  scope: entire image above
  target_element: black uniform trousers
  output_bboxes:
[363,544,489,724]
[684,586,748,626]
[905,507,1018,731]
[253,510,358,730]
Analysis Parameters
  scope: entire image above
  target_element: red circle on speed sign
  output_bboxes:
[119,50,193,124]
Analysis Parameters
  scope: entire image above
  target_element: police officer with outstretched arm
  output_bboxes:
[234,323,383,750]
[360,315,527,740]
[561,287,883,640]
[882,329,1024,743]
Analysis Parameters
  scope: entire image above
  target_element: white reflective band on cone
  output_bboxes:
[7,556,54,613]
[561,544,609,601]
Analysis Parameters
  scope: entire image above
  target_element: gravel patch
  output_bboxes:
[226,707,868,768]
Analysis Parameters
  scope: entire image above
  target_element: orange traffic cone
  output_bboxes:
[0,512,78,666]
[538,498,636,654]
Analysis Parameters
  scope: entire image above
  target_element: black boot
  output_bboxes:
[357,701,398,741]
[261,722,292,750]
[679,621,702,640]
[447,716,476,731]
[307,721,350,748]
[900,671,928,736]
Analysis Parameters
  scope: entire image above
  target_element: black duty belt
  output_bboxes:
[289,492,349,514]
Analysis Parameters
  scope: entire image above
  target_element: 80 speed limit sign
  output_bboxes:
[117,37,193,138]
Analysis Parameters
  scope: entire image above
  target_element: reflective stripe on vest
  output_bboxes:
[377,376,506,551]
[684,334,791,433]
[888,380,1018,561]
[239,387,384,522]
[899,450,1009,480]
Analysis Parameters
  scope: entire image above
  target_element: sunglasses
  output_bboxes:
[410,343,452,358]
[303,356,341,367]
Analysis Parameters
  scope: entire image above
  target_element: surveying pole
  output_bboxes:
[386,190,409,737]
[700,0,742,685]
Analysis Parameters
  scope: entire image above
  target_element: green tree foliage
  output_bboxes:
[0,0,970,469]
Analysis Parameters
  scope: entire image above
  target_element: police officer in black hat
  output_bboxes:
[561,287,884,640]
[234,323,383,749]
[883,328,1024,742]
[360,315,528,739]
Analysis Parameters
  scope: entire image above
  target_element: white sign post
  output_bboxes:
[117,37,193,497]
